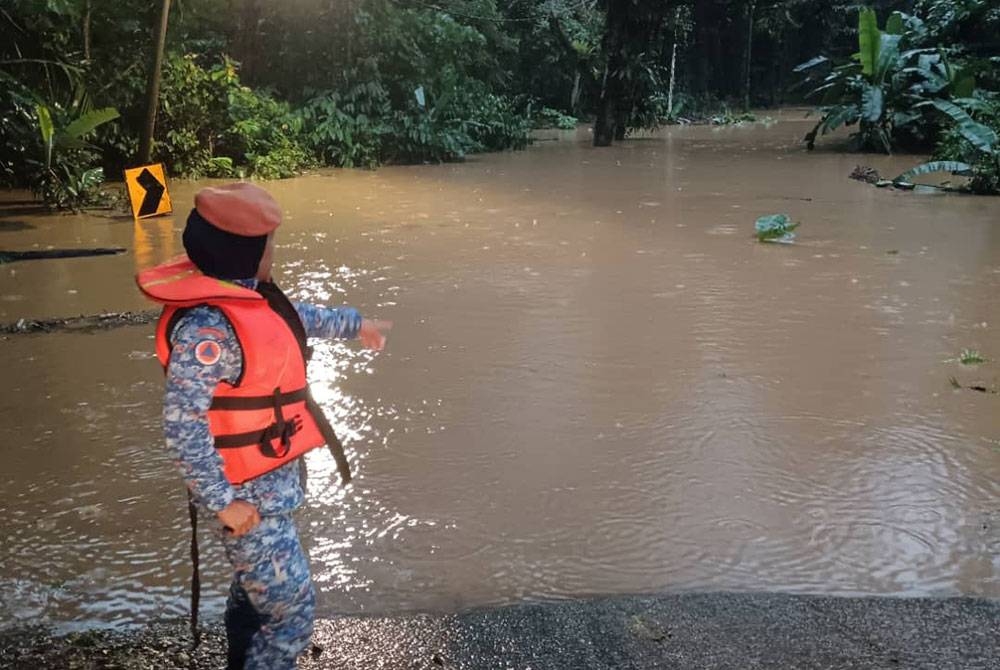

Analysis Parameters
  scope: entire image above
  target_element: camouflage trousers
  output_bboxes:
[219,513,315,670]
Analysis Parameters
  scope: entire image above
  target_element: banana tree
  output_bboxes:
[31,98,119,209]
[895,98,999,194]
[797,7,973,153]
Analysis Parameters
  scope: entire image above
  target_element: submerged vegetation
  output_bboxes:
[1,0,999,208]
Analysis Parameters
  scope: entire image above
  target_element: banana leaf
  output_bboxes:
[951,97,992,113]
[806,104,859,149]
[900,48,939,61]
[35,104,54,168]
[822,104,859,133]
[861,85,883,123]
[875,34,901,81]
[858,8,880,77]
[925,99,997,153]
[755,214,799,243]
[885,12,905,35]
[804,80,835,97]
[794,56,829,73]
[59,107,120,143]
[894,161,974,183]
[892,110,922,130]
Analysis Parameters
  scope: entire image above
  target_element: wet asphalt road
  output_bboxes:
[4,592,996,669]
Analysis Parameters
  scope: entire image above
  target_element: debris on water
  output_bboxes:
[0,310,157,335]
[949,376,997,394]
[850,165,881,184]
[755,214,798,244]
[0,247,126,264]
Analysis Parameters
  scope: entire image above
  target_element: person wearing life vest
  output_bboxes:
[136,183,389,670]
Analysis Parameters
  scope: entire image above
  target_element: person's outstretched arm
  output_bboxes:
[293,302,390,350]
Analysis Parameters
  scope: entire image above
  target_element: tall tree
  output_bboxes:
[743,0,755,111]
[138,0,171,164]
[593,0,671,146]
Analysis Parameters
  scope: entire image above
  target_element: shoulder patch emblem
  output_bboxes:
[194,340,222,366]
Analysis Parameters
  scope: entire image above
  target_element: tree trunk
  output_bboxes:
[570,70,581,115]
[345,0,354,64]
[594,66,616,146]
[593,0,625,147]
[667,27,678,117]
[235,0,262,83]
[692,0,714,97]
[138,0,172,164]
[82,0,92,61]
[743,1,755,112]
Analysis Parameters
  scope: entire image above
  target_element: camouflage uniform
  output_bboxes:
[163,279,361,670]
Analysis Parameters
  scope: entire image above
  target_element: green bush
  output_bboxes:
[533,107,578,130]
[300,60,530,167]
[299,64,392,169]
[464,92,532,150]
[156,54,312,179]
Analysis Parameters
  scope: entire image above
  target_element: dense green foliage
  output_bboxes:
[928,97,1000,193]
[2,0,999,207]
[155,54,312,179]
[1,0,536,206]
[795,0,1000,192]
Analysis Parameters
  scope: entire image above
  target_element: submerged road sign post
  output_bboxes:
[125,164,172,219]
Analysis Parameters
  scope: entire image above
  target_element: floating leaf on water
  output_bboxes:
[959,348,987,365]
[894,160,974,184]
[755,213,799,243]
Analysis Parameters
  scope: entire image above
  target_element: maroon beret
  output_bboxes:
[194,182,282,237]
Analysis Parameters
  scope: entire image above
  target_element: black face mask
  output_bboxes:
[182,208,267,280]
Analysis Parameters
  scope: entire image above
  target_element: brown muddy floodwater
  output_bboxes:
[1,111,999,632]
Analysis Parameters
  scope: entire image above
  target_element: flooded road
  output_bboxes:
[2,111,998,631]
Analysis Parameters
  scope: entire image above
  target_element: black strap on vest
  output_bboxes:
[211,387,307,456]
[211,387,309,410]
[306,393,352,484]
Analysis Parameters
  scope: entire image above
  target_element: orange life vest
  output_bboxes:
[136,256,351,485]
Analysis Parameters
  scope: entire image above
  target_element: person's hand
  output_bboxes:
[217,500,260,537]
[359,319,392,351]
